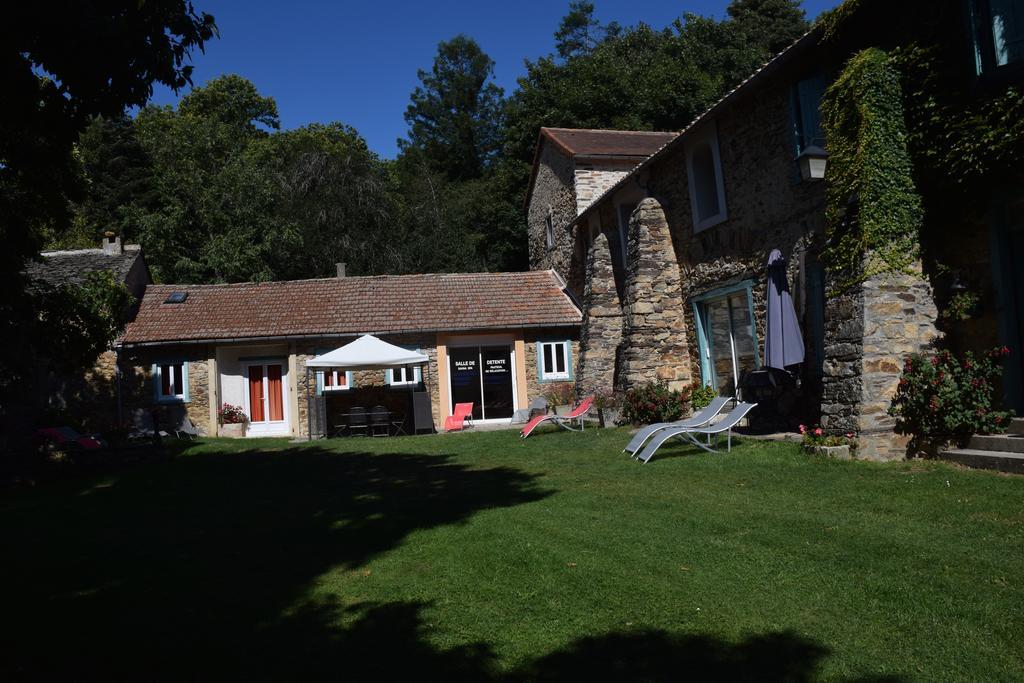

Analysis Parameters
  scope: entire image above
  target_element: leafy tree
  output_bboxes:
[65,115,158,248]
[726,0,809,57]
[133,75,282,283]
[554,1,622,60]
[401,35,505,181]
[268,123,398,278]
[2,0,216,437]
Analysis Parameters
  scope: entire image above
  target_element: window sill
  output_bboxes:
[693,213,728,234]
[155,396,188,405]
[539,376,572,383]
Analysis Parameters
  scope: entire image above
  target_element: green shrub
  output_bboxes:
[889,347,1014,450]
[542,383,575,411]
[621,381,689,425]
[690,383,717,411]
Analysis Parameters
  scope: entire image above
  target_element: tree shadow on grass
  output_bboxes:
[0,444,548,679]
[0,443,905,682]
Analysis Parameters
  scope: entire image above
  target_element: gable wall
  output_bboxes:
[527,141,577,281]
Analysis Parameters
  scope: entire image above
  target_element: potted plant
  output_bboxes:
[543,383,576,415]
[593,390,621,428]
[218,403,249,438]
[800,424,856,459]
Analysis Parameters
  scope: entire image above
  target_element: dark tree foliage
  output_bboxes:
[401,35,506,181]
[727,0,809,57]
[66,115,158,248]
[554,1,622,60]
[504,15,770,164]
[1,0,215,437]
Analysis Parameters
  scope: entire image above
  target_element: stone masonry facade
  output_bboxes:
[543,44,946,459]
[822,262,940,459]
[527,142,577,281]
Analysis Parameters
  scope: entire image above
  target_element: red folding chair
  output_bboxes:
[444,403,475,432]
[520,396,594,439]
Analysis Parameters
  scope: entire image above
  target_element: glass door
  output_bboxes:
[245,362,288,435]
[447,345,516,421]
[698,291,759,397]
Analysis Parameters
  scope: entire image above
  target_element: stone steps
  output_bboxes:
[968,433,1024,453]
[938,448,1024,474]
[939,420,1024,474]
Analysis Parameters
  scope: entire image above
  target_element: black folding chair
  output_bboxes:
[369,406,390,437]
[348,407,369,436]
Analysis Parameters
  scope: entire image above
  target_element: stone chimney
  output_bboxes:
[336,262,347,278]
[102,231,123,255]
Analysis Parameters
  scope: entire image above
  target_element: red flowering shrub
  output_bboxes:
[621,381,689,425]
[888,347,1014,449]
[218,403,248,425]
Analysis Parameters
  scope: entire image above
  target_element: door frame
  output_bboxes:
[691,280,761,396]
[444,340,519,424]
[242,359,290,436]
[990,191,1024,412]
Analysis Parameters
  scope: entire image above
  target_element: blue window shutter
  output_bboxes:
[565,342,574,381]
[796,76,826,151]
[152,363,160,401]
[315,371,324,396]
[347,371,355,388]
[535,341,545,381]
[181,362,190,402]
[386,369,393,385]
[415,366,423,383]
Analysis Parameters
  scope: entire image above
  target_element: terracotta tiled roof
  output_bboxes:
[541,127,677,158]
[121,271,582,345]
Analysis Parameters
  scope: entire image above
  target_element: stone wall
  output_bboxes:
[574,232,623,397]
[822,262,940,460]
[527,141,578,281]
[118,346,211,435]
[574,160,636,214]
[615,198,691,393]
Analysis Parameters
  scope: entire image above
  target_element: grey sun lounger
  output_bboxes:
[634,402,758,464]
[623,395,732,455]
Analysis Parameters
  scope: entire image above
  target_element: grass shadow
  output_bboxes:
[0,443,549,679]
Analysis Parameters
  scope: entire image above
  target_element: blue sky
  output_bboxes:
[150,0,842,158]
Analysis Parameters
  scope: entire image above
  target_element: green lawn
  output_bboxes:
[2,428,1022,681]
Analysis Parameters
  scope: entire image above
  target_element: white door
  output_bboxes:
[243,362,290,436]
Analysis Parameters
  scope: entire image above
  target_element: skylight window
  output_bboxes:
[164,292,188,304]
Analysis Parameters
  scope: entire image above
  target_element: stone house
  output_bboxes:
[25,234,151,430]
[525,127,677,294]
[526,0,1024,459]
[116,270,581,437]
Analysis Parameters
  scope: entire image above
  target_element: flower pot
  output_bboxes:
[598,408,621,428]
[220,422,247,438]
[809,444,851,459]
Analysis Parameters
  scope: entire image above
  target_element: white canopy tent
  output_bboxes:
[306,334,428,370]
[305,334,432,439]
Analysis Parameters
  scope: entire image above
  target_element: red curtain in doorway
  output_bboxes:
[266,365,283,422]
[248,366,265,422]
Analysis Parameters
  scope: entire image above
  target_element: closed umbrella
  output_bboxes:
[764,249,805,370]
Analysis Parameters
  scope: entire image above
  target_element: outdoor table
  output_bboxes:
[332,412,405,437]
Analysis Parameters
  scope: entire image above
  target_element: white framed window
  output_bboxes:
[153,361,188,403]
[545,207,555,250]
[537,340,572,382]
[321,370,352,392]
[970,0,1024,75]
[686,125,728,233]
[388,365,422,386]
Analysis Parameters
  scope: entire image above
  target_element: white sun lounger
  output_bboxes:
[623,396,733,455]
[634,402,758,464]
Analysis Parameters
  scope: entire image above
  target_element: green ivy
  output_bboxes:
[820,47,924,288]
